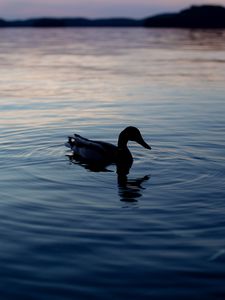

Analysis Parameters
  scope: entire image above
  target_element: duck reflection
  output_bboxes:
[117,174,150,202]
[66,154,150,202]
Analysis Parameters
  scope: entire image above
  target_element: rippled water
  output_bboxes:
[0,28,225,299]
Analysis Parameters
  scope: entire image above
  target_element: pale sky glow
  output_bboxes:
[0,0,224,19]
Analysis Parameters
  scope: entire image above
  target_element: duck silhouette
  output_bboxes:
[65,126,151,175]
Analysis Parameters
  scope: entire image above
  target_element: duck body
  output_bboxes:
[65,134,117,165]
[65,126,151,175]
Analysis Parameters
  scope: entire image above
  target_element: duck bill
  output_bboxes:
[137,137,151,150]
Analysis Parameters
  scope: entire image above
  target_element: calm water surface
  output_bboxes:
[0,28,225,299]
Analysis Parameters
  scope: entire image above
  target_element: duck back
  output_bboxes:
[66,134,117,165]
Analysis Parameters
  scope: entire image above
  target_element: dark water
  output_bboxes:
[0,28,225,299]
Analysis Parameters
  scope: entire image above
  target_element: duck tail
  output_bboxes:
[65,136,76,149]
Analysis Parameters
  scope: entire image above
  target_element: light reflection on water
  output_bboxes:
[0,28,225,299]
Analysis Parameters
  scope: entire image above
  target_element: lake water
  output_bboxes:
[0,28,225,299]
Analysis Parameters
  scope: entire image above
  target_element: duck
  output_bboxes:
[65,126,151,175]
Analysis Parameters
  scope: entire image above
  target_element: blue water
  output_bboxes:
[0,28,225,299]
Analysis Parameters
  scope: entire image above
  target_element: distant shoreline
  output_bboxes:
[0,17,143,28]
[1,5,225,28]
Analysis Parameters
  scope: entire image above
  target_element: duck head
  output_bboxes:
[118,126,151,150]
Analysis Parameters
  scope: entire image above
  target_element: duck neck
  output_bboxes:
[118,131,129,149]
[117,132,133,175]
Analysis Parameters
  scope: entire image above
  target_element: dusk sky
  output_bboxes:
[0,0,224,19]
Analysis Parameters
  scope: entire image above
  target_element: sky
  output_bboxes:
[0,0,225,20]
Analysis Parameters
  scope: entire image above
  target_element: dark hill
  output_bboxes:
[1,5,225,28]
[144,5,225,28]
[0,18,7,26]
